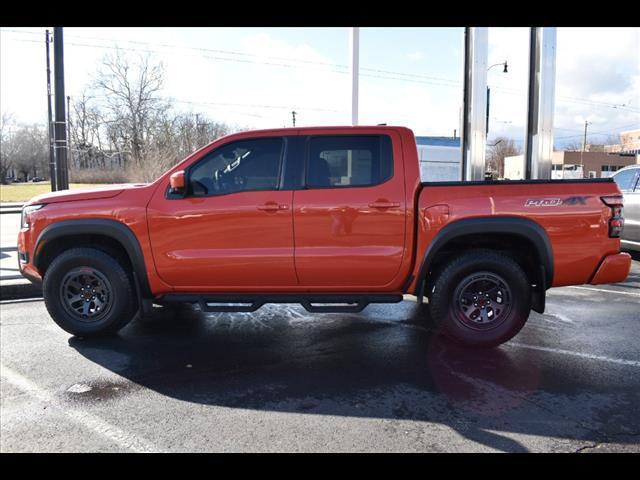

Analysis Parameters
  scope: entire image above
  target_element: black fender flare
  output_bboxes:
[414,216,553,306]
[33,219,152,299]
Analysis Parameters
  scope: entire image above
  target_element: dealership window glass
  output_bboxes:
[189,138,283,196]
[613,168,637,192]
[306,135,392,188]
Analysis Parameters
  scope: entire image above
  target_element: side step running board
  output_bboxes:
[159,294,404,314]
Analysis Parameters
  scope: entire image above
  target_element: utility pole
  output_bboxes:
[582,120,590,152]
[45,29,57,191]
[581,120,590,175]
[66,95,72,169]
[53,27,69,190]
[350,27,359,126]
[291,111,296,127]
[195,113,202,146]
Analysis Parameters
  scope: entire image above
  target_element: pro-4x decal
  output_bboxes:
[525,196,590,207]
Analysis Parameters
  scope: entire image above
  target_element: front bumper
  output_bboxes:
[589,252,632,285]
[17,230,42,286]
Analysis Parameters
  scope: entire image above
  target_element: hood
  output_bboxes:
[26,183,149,206]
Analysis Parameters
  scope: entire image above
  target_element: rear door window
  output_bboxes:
[306,135,393,188]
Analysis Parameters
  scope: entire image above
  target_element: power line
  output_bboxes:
[554,123,640,140]
[68,93,346,115]
[4,29,639,138]
[4,29,638,114]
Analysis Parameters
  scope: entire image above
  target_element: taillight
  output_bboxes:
[601,195,624,238]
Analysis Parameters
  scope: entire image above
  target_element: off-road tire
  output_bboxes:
[43,247,138,336]
[427,249,531,348]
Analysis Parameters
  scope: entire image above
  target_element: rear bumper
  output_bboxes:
[589,252,632,285]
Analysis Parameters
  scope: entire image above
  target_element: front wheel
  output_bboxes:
[427,250,532,348]
[43,247,138,336]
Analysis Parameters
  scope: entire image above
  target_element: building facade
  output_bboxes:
[604,129,640,155]
[415,136,461,182]
[504,150,639,180]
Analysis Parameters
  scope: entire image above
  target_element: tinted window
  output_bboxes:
[189,138,283,196]
[306,135,392,188]
[613,168,637,191]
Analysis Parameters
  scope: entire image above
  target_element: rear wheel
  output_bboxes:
[427,250,531,348]
[43,247,138,336]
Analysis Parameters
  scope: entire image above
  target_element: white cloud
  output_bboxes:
[2,27,638,145]
[406,51,424,61]
[487,27,640,147]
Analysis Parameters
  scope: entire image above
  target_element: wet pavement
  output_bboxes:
[1,257,639,452]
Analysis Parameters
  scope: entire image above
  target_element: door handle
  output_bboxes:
[257,203,289,211]
[369,201,400,209]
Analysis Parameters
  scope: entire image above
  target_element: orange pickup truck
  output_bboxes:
[18,126,631,347]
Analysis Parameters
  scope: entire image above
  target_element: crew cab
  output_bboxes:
[18,126,632,347]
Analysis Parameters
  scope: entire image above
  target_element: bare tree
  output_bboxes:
[562,140,584,151]
[0,113,17,183]
[10,124,48,181]
[93,50,170,168]
[132,111,233,182]
[486,137,522,178]
[603,134,620,146]
[66,51,240,183]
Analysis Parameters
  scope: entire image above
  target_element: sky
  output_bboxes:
[1,27,639,149]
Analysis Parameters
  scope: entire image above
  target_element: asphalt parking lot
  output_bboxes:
[1,255,639,452]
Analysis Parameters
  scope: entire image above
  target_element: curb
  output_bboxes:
[0,203,23,215]
[0,282,43,301]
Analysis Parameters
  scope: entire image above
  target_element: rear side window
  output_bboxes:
[306,135,393,188]
[613,168,638,192]
[189,137,283,196]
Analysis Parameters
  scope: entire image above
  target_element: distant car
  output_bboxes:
[31,177,45,182]
[612,164,640,252]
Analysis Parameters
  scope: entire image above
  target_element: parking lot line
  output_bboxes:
[0,364,163,453]
[505,343,640,368]
[560,285,640,297]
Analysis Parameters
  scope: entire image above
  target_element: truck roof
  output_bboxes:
[217,125,414,139]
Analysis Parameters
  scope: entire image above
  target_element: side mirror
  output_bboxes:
[169,170,185,194]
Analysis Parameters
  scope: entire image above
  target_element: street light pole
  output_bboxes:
[486,61,508,136]
[486,86,491,135]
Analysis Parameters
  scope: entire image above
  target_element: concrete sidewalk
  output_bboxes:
[0,212,42,300]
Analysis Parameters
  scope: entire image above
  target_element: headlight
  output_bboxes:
[21,204,45,230]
